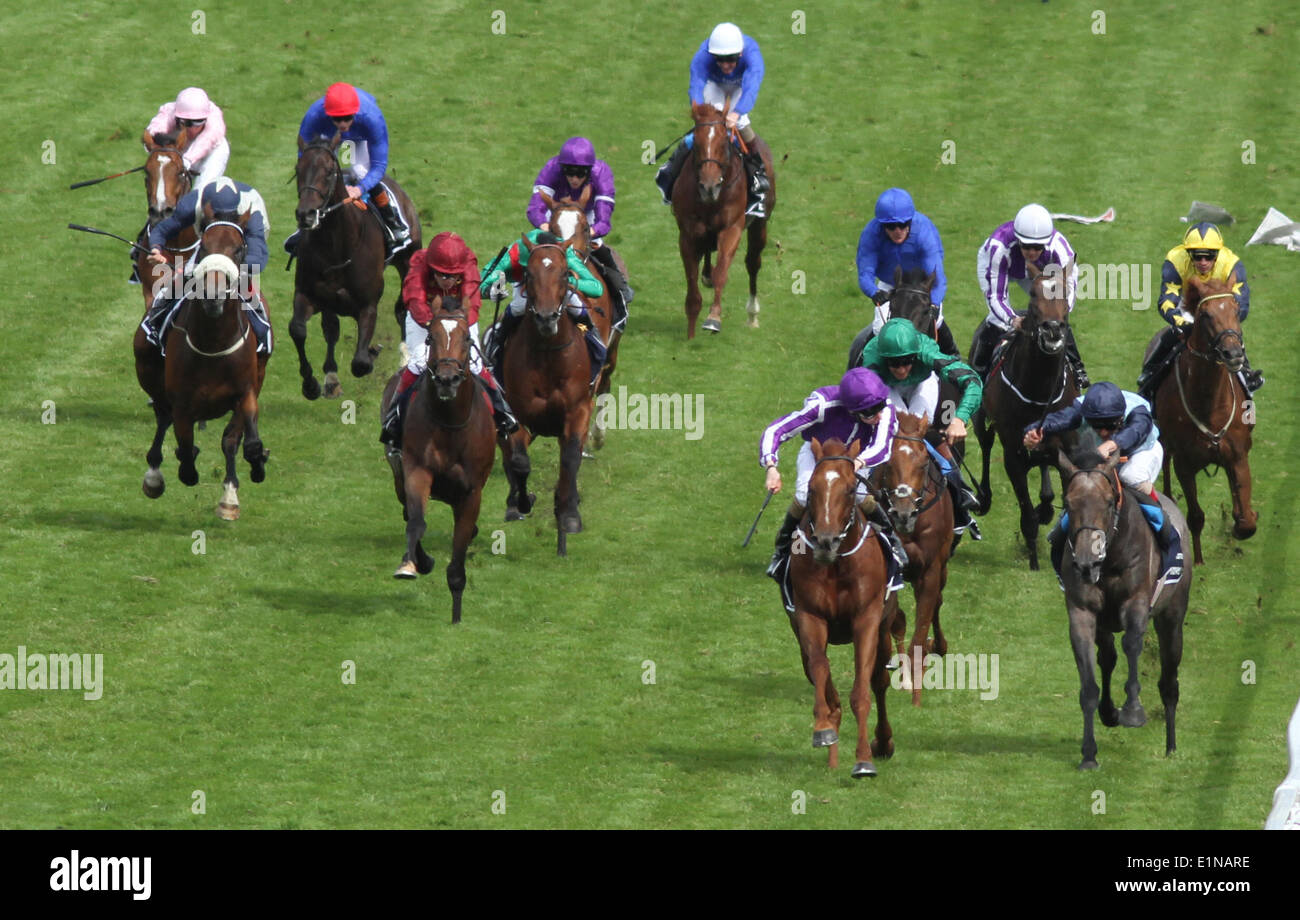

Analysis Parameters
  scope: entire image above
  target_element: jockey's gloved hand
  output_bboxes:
[485,273,509,301]
[871,290,890,306]
[1172,312,1191,329]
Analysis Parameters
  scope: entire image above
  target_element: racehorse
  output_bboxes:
[381,303,494,624]
[498,236,594,556]
[134,206,269,519]
[540,189,622,450]
[290,135,421,400]
[135,131,198,309]
[672,100,775,338]
[972,262,1080,569]
[786,437,897,778]
[1144,276,1257,564]
[1057,448,1191,770]
[873,412,955,706]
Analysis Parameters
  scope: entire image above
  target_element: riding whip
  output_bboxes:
[741,489,776,548]
[654,130,691,162]
[484,245,511,333]
[68,166,145,190]
[67,223,150,254]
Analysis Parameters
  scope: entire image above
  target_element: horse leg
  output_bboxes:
[850,601,884,777]
[743,217,766,328]
[679,236,704,339]
[1005,451,1042,569]
[796,613,840,766]
[701,250,713,289]
[909,564,944,707]
[1036,464,1056,525]
[397,465,435,578]
[142,398,173,499]
[321,310,342,397]
[217,412,243,521]
[1117,599,1151,727]
[555,425,588,557]
[973,408,995,515]
[590,332,620,450]
[931,561,949,656]
[870,613,895,762]
[705,224,744,332]
[238,389,266,484]
[351,303,379,378]
[289,291,322,400]
[1225,451,1258,540]
[447,489,482,625]
[173,413,199,487]
[1153,607,1184,756]
[1173,454,1205,565]
[1068,609,1102,769]
[502,428,536,521]
[1097,633,1119,726]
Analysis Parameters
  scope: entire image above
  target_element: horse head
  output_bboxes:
[1184,276,1245,372]
[426,303,471,401]
[543,187,593,257]
[522,236,571,338]
[1024,259,1073,356]
[888,266,937,337]
[880,413,931,535]
[295,134,344,231]
[807,437,863,565]
[1058,447,1122,585]
[141,130,193,227]
[690,100,735,203]
[194,206,249,319]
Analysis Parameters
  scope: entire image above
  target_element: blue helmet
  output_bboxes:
[1080,382,1125,425]
[874,188,915,224]
[200,178,242,214]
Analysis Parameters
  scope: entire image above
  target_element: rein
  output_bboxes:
[882,434,945,517]
[795,454,871,557]
[1065,467,1124,559]
[691,119,742,193]
[1175,291,1244,445]
[524,243,579,352]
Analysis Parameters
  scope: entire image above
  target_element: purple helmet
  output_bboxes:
[838,367,891,415]
[558,137,596,167]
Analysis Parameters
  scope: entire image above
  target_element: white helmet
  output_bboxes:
[708,22,744,56]
[1013,203,1054,246]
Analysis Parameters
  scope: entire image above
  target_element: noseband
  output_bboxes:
[297,145,343,223]
[691,119,740,190]
[1186,292,1244,365]
[881,434,944,516]
[1065,467,1123,559]
[797,454,870,554]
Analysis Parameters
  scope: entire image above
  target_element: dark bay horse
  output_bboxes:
[1057,448,1191,770]
[381,304,495,624]
[1144,276,1257,564]
[672,100,775,337]
[873,412,955,706]
[499,236,594,556]
[972,263,1080,569]
[135,131,197,309]
[291,135,421,399]
[541,190,622,450]
[134,209,269,518]
[786,437,897,778]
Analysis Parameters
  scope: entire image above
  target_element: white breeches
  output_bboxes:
[794,440,868,507]
[702,82,751,129]
[406,312,482,376]
[887,374,940,425]
[1119,440,1163,490]
[191,139,230,190]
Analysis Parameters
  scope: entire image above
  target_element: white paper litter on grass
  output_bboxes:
[1246,207,1300,252]
[1052,207,1114,225]
[1179,201,1235,225]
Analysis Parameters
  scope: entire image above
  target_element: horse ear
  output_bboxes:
[298,134,307,153]
[1057,448,1077,477]
[846,438,862,458]
[1025,260,1042,280]
[926,271,936,290]
[142,130,156,151]
[810,437,824,460]
[540,190,554,210]
[577,183,593,210]
[1102,452,1122,476]
[521,234,534,254]
[330,130,342,151]
[892,265,903,287]
[175,129,193,153]
[1183,274,1203,307]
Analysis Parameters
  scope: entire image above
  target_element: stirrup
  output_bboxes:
[745,198,767,220]
[1241,369,1264,393]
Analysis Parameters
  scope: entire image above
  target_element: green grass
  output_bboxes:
[1,0,1297,828]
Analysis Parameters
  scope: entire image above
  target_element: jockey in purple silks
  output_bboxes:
[759,366,908,579]
[526,136,633,308]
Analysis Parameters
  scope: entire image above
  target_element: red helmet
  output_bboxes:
[427,232,470,275]
[323,83,360,117]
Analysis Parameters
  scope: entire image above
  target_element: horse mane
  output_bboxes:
[152,130,180,147]
[1068,446,1107,470]
[690,102,716,121]
[897,267,930,287]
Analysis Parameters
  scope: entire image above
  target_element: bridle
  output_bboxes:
[1064,467,1123,561]
[795,454,870,557]
[879,433,945,518]
[296,142,345,227]
[691,119,741,193]
[146,146,199,254]
[1185,292,1244,365]
[524,243,577,350]
[421,310,475,428]
[173,218,251,358]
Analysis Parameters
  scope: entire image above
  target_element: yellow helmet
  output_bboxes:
[1182,222,1224,252]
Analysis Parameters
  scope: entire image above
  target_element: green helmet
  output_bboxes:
[876,318,922,361]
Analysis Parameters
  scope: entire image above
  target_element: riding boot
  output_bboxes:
[1048,518,1068,590]
[1133,491,1184,586]
[969,322,1000,380]
[591,245,634,307]
[283,230,301,256]
[1239,350,1265,393]
[488,310,524,382]
[655,142,691,205]
[866,501,909,571]
[934,319,961,359]
[130,223,148,283]
[936,441,981,541]
[379,374,418,451]
[1137,326,1180,402]
[742,152,769,220]
[142,295,178,348]
[371,184,412,255]
[480,371,520,436]
[767,506,803,579]
[1065,325,1090,390]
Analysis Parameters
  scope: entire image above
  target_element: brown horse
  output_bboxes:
[499,236,594,556]
[381,304,495,624]
[672,101,775,337]
[972,262,1080,569]
[786,437,897,778]
[540,189,622,450]
[135,131,198,309]
[134,208,269,518]
[1144,276,1257,564]
[873,412,955,706]
[290,135,421,400]
[1057,448,1191,770]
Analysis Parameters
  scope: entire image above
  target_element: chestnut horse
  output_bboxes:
[135,131,198,309]
[1144,276,1257,564]
[290,135,421,400]
[134,208,269,518]
[1057,448,1191,770]
[672,101,775,337]
[972,262,1080,569]
[786,437,897,778]
[873,412,955,706]
[381,304,495,624]
[498,237,594,556]
[540,190,623,450]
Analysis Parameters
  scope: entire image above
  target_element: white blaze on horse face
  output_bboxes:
[153,155,171,212]
[541,257,553,268]
[439,318,458,353]
[555,210,581,242]
[1041,276,1060,300]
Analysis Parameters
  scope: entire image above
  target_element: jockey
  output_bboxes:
[1023,382,1184,587]
[852,187,958,358]
[654,21,770,220]
[145,87,229,189]
[858,318,983,540]
[760,366,907,580]
[1137,222,1262,398]
[527,136,633,307]
[971,203,1090,389]
[288,82,411,256]
[140,177,272,355]
[479,229,607,387]
[380,232,519,449]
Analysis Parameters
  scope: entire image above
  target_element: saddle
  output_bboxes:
[775,522,904,614]
[144,295,272,357]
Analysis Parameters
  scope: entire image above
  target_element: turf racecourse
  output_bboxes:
[1,0,1297,829]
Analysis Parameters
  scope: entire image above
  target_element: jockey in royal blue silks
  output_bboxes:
[758,366,909,601]
[285,82,411,258]
[1022,381,1184,587]
[141,177,272,356]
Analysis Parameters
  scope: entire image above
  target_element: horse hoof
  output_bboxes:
[302,377,321,401]
[870,738,894,759]
[851,761,878,779]
[142,471,165,499]
[216,502,240,521]
[561,513,583,534]
[350,357,373,378]
[702,317,721,334]
[746,315,759,329]
[1078,760,1099,771]
[701,274,713,289]
[250,464,266,484]
[1099,705,1119,728]
[393,561,418,579]
[1233,523,1257,540]
[812,729,839,748]
[368,343,384,359]
[1119,704,1147,727]
[520,492,536,515]
[505,509,525,522]
[179,466,198,487]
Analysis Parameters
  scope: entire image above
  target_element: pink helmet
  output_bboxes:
[174,87,211,121]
